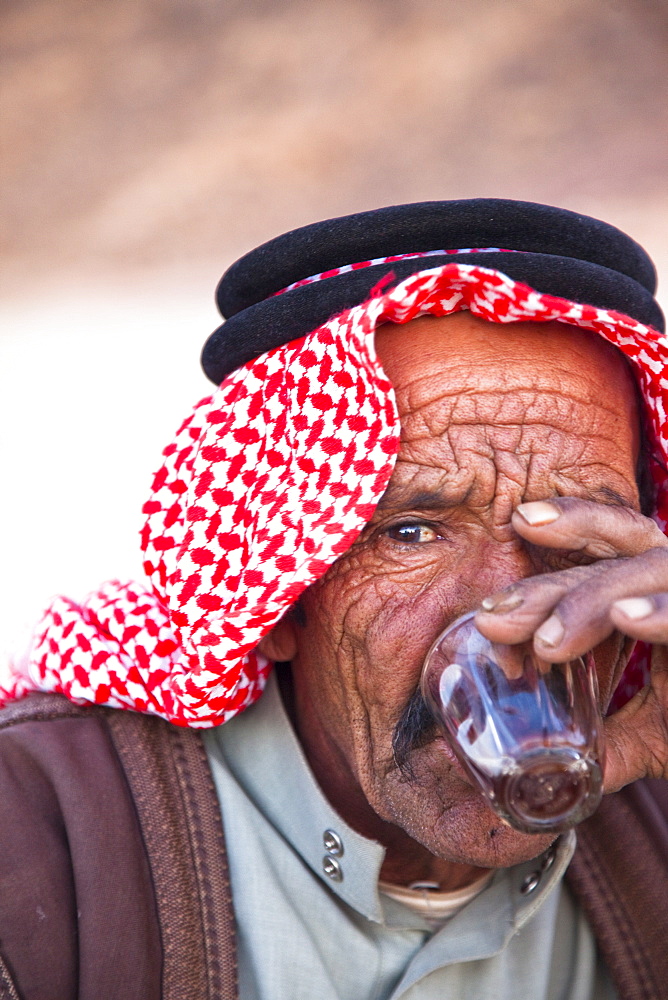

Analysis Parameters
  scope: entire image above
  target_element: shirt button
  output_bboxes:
[322,856,343,882]
[541,846,557,872]
[520,871,541,895]
[323,829,344,856]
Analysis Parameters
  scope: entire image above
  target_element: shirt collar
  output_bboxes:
[212,670,387,921]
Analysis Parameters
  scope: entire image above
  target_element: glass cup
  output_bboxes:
[420,612,605,834]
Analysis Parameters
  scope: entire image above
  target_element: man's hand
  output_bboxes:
[474,497,668,795]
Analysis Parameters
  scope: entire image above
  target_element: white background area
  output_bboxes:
[0,281,218,667]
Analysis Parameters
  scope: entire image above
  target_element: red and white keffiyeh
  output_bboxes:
[3,262,668,726]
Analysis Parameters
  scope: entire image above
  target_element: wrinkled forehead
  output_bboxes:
[375,311,640,421]
[374,311,642,507]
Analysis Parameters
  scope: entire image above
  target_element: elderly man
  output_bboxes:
[0,200,667,1000]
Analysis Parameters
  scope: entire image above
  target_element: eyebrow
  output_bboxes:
[375,486,472,512]
[375,484,637,513]
[587,485,637,510]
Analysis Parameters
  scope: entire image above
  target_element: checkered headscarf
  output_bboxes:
[3,262,668,726]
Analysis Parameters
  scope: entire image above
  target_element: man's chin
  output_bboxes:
[384,744,559,870]
[428,787,559,870]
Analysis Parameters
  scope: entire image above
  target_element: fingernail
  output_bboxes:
[612,596,655,620]
[480,591,524,613]
[515,502,561,527]
[535,615,564,648]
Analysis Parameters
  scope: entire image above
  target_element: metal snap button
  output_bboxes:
[520,871,541,895]
[323,829,344,856]
[322,856,343,882]
[541,846,557,872]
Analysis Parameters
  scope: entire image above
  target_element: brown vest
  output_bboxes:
[0,694,666,1000]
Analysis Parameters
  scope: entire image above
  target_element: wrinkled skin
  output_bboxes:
[260,311,668,890]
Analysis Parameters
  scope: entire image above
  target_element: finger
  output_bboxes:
[529,548,668,661]
[511,497,667,560]
[474,561,608,645]
[610,593,668,644]
[478,547,668,660]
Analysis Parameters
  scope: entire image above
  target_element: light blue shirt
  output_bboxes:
[204,673,615,999]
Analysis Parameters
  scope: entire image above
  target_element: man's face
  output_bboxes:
[263,312,641,876]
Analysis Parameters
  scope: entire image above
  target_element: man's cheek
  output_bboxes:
[302,546,476,707]
[299,568,425,708]
[361,563,477,662]
[306,553,420,636]
[351,583,475,727]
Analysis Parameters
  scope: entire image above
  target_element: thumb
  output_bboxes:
[603,678,668,792]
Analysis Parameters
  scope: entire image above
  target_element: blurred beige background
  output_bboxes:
[1,0,667,660]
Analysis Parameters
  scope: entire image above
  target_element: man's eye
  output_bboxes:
[386,523,441,544]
